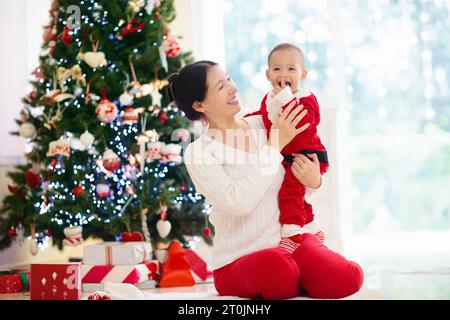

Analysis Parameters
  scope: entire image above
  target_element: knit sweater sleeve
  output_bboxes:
[183,140,284,216]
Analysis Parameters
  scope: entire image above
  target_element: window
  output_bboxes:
[223,0,450,237]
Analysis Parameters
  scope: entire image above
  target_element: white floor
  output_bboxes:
[3,266,447,300]
[343,231,450,300]
[2,232,450,300]
[0,281,384,300]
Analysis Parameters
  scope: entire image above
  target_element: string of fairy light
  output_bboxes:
[26,0,210,247]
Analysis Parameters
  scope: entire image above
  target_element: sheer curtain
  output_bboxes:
[0,0,54,166]
[219,0,450,261]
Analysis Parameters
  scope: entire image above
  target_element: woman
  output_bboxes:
[168,60,364,299]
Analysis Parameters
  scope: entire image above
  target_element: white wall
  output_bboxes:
[0,0,72,269]
[0,1,28,165]
[171,0,226,65]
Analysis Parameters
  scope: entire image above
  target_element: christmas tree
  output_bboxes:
[0,0,212,254]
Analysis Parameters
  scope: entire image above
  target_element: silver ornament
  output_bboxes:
[80,130,95,148]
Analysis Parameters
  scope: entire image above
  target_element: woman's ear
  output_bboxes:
[192,101,205,113]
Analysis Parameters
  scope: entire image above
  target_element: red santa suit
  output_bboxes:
[245,86,329,238]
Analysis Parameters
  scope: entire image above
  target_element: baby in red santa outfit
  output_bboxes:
[245,43,329,254]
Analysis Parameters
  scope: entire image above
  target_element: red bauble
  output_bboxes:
[28,90,38,101]
[96,183,110,198]
[102,149,121,172]
[120,18,145,36]
[60,25,72,45]
[155,12,161,19]
[8,226,16,238]
[96,98,118,123]
[46,229,53,237]
[180,184,187,192]
[204,227,212,238]
[25,170,40,189]
[8,185,25,201]
[163,35,181,58]
[160,111,167,124]
[73,186,84,197]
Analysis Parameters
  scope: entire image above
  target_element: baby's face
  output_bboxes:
[266,49,307,94]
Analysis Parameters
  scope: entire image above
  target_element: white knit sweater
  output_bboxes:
[183,115,319,270]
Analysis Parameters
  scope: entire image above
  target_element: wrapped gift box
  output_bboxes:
[0,272,23,293]
[12,269,31,291]
[81,261,158,284]
[30,263,81,300]
[184,249,213,284]
[156,243,213,287]
[83,241,152,265]
[82,280,157,292]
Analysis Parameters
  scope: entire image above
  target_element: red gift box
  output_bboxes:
[0,273,22,293]
[185,249,209,282]
[30,263,81,300]
[157,241,213,287]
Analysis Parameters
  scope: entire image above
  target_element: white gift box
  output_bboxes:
[83,242,152,266]
[82,280,157,292]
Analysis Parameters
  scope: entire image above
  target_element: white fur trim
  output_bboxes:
[266,87,294,124]
[295,87,312,99]
[266,87,312,124]
[281,220,322,237]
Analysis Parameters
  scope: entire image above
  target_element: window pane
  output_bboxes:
[224,0,450,234]
[223,0,331,113]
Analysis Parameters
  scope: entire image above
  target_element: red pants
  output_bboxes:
[213,233,364,299]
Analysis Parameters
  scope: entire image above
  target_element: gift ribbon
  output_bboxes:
[105,245,113,265]
[3,269,31,291]
[18,272,29,291]
[103,243,148,265]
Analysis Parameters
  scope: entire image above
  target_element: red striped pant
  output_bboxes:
[213,233,364,299]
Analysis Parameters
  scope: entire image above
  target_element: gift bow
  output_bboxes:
[56,65,86,90]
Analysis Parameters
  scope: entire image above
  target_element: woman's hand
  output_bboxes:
[291,153,322,189]
[267,100,310,152]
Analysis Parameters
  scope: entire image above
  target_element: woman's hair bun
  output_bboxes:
[167,72,179,83]
[167,73,179,102]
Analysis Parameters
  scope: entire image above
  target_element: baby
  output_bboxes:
[245,43,329,254]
